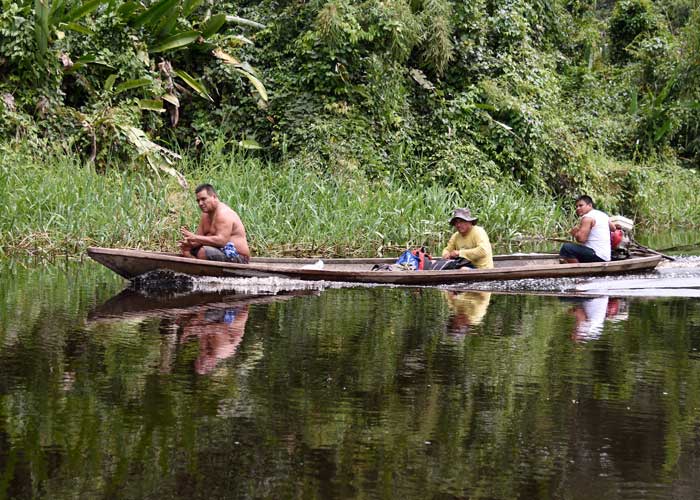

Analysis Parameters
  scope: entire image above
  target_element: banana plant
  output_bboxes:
[30,0,268,180]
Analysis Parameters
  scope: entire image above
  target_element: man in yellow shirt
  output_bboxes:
[441,208,494,269]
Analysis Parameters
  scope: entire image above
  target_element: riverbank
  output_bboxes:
[2,142,700,258]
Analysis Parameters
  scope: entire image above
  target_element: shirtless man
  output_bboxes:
[179,184,251,263]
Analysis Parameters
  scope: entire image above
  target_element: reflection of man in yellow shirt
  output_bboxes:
[444,291,492,335]
[441,208,494,269]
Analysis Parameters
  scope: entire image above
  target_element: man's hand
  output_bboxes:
[570,225,580,238]
[447,250,460,259]
[180,226,198,245]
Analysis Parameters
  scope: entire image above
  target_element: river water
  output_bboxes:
[2,254,700,499]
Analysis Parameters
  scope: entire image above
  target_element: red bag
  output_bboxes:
[611,229,623,249]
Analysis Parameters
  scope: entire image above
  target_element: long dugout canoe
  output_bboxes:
[86,247,663,286]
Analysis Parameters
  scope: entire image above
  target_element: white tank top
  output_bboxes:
[583,209,611,261]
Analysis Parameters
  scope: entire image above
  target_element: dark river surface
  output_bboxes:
[2,251,700,499]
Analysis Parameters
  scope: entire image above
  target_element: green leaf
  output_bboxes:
[104,74,117,92]
[629,88,638,115]
[65,0,104,23]
[162,93,180,107]
[34,0,50,56]
[115,78,152,94]
[183,0,203,17]
[235,68,268,101]
[155,6,180,38]
[212,47,240,65]
[225,15,265,29]
[173,69,213,101]
[231,34,254,45]
[50,0,66,21]
[132,0,178,28]
[202,13,227,38]
[474,103,497,111]
[654,119,672,142]
[656,72,678,106]
[138,99,165,112]
[117,124,187,189]
[238,139,262,149]
[72,54,114,68]
[75,54,96,64]
[117,1,139,19]
[151,30,200,52]
[62,21,94,35]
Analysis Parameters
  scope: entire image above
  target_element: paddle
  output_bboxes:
[627,237,676,261]
[535,237,676,261]
[657,242,700,253]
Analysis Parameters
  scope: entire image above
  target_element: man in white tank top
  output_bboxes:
[559,195,615,263]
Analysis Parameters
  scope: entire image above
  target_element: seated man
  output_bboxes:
[441,208,494,269]
[559,195,616,263]
[179,183,251,264]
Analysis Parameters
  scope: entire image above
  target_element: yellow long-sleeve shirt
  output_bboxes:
[441,225,494,269]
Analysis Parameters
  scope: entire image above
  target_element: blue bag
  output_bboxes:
[395,249,421,270]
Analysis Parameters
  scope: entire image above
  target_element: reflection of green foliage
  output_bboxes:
[3,265,700,497]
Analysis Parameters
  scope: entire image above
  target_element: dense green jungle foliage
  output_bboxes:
[1,0,700,255]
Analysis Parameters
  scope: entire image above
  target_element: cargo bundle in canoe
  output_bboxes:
[86,247,663,286]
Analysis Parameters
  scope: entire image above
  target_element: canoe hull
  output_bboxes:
[86,247,663,285]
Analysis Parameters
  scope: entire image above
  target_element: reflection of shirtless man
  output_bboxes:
[180,305,249,374]
[179,184,250,263]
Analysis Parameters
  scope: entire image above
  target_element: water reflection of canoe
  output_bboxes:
[87,247,663,286]
[88,288,314,322]
[88,289,314,375]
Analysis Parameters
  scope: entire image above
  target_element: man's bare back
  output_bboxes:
[179,184,250,262]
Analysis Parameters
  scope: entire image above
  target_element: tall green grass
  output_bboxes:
[8,140,698,258]
[0,143,569,258]
[0,147,178,258]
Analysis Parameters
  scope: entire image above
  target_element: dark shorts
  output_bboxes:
[559,243,605,263]
[190,246,249,264]
[204,308,239,323]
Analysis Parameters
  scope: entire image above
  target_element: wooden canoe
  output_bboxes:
[86,247,663,286]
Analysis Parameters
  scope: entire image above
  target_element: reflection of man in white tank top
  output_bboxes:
[559,195,615,263]
[572,297,609,342]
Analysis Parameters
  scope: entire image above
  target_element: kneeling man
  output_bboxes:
[559,195,615,263]
[179,183,250,264]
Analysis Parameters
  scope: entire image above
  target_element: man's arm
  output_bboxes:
[458,231,489,261]
[442,233,458,258]
[184,212,234,248]
[574,216,595,243]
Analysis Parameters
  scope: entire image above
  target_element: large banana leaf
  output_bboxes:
[117,2,139,18]
[183,0,203,17]
[115,78,153,94]
[173,69,213,101]
[235,68,268,102]
[64,0,105,23]
[202,13,227,38]
[152,30,200,52]
[118,124,187,188]
[132,0,179,28]
[213,48,267,102]
[225,15,265,29]
[34,0,50,56]
[138,99,165,112]
[61,22,94,35]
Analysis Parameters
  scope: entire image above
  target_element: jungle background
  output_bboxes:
[1,0,700,257]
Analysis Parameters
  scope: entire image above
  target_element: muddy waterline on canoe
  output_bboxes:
[1,257,700,499]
